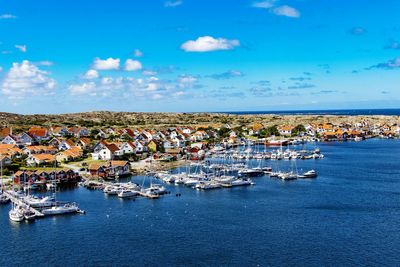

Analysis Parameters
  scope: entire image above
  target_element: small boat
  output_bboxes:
[195,182,221,190]
[141,188,160,198]
[24,195,55,208]
[41,203,80,215]
[103,185,120,195]
[299,170,318,178]
[184,179,199,187]
[262,167,272,174]
[23,208,36,221]
[9,206,25,222]
[279,172,297,181]
[118,189,138,198]
[230,178,253,187]
[149,184,167,195]
[238,168,264,177]
[269,172,281,178]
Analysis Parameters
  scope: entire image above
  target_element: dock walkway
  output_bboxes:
[4,191,44,217]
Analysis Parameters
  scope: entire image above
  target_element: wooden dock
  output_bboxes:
[4,191,44,217]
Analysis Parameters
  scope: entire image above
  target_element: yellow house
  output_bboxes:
[148,140,158,152]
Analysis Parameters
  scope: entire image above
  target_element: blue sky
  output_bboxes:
[0,0,400,114]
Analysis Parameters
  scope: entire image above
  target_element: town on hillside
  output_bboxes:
[0,119,399,187]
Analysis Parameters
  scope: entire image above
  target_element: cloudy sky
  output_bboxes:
[0,0,400,114]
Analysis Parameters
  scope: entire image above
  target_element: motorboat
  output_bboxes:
[9,206,25,222]
[22,208,36,221]
[41,203,80,215]
[103,185,120,195]
[299,170,318,178]
[146,184,167,195]
[230,178,253,187]
[262,167,272,174]
[269,172,281,178]
[238,168,264,177]
[195,182,221,190]
[24,195,55,208]
[279,172,297,181]
[184,178,199,187]
[118,189,138,198]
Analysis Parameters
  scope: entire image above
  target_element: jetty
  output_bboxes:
[4,191,44,218]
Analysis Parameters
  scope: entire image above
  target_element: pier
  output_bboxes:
[4,191,44,217]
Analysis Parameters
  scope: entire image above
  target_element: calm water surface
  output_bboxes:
[1,139,400,266]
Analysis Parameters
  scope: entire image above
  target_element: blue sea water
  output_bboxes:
[1,139,400,266]
[225,108,400,116]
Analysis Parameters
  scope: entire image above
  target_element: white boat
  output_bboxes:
[141,188,160,198]
[269,172,281,178]
[150,184,167,194]
[118,189,138,198]
[125,182,141,191]
[162,175,176,183]
[262,167,272,174]
[231,178,253,187]
[214,175,235,183]
[184,178,199,187]
[174,177,185,185]
[24,195,55,208]
[9,206,25,222]
[41,203,80,215]
[299,170,318,178]
[103,185,120,195]
[195,182,221,190]
[279,172,298,181]
[22,208,36,221]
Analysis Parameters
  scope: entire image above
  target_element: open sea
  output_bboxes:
[1,139,400,266]
[225,108,400,116]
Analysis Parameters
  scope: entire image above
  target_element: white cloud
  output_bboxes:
[252,0,275,9]
[181,36,240,52]
[176,74,202,89]
[124,59,143,71]
[177,75,197,84]
[134,49,143,57]
[0,66,3,72]
[1,60,56,99]
[15,44,27,53]
[36,61,53,66]
[92,57,120,70]
[0,14,17,19]
[272,5,300,18]
[69,82,96,95]
[142,70,157,76]
[83,69,99,79]
[164,0,183,7]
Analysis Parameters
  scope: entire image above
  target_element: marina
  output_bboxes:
[1,141,324,221]
[1,139,399,266]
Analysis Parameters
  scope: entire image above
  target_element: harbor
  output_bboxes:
[1,139,399,266]
[0,141,324,223]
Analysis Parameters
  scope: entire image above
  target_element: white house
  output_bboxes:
[92,141,119,160]
[1,135,18,145]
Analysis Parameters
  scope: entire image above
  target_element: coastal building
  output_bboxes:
[26,154,56,166]
[92,141,119,160]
